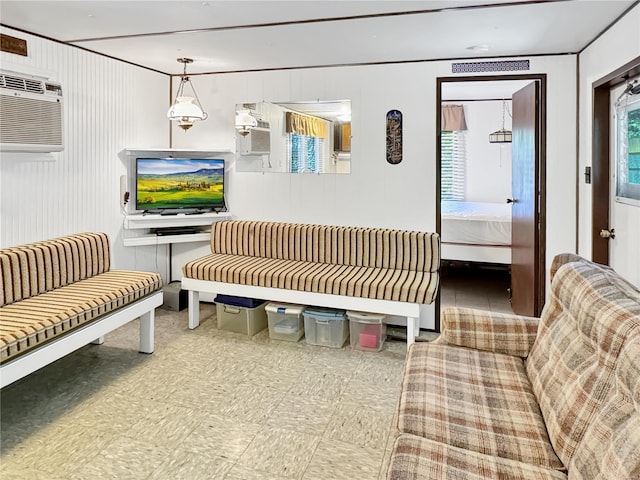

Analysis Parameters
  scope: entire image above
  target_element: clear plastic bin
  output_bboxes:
[303,307,348,348]
[347,311,386,351]
[265,302,305,342]
[215,297,267,336]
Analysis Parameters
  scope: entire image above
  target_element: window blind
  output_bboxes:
[288,133,325,173]
[441,131,466,200]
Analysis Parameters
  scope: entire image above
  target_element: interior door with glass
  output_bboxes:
[609,79,640,286]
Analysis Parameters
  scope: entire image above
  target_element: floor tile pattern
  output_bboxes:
[1,304,408,479]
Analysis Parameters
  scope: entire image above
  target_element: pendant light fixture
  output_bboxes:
[489,100,512,143]
[167,58,208,131]
[235,108,257,136]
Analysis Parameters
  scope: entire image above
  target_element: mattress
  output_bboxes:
[441,201,511,246]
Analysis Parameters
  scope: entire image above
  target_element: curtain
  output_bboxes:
[441,104,468,131]
[285,111,328,138]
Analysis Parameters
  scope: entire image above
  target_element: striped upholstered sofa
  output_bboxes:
[387,254,640,479]
[182,220,440,344]
[0,233,163,388]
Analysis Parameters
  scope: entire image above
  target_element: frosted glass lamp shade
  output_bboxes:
[235,109,258,136]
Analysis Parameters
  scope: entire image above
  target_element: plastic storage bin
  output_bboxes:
[265,302,305,342]
[215,295,268,336]
[347,311,386,351]
[303,307,348,348]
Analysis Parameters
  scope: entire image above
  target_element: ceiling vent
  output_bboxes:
[0,71,64,153]
[452,60,530,74]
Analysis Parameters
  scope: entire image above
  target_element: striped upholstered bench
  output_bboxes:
[182,220,440,345]
[0,233,163,388]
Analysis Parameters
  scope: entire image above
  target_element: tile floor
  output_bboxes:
[1,304,409,480]
[439,262,514,314]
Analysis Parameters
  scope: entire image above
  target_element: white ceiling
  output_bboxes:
[0,0,635,75]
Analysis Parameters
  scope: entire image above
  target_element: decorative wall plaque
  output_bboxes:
[386,109,403,164]
[0,34,27,57]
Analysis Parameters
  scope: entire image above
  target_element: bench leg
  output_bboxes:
[91,336,105,345]
[188,290,200,329]
[139,309,154,354]
[406,316,418,347]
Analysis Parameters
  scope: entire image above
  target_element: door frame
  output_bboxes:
[436,74,547,325]
[591,56,640,264]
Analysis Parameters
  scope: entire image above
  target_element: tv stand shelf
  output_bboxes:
[123,211,232,247]
[124,211,232,230]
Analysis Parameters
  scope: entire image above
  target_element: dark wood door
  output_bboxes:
[511,81,541,316]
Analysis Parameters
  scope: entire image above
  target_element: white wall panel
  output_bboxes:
[172,55,578,327]
[0,27,170,278]
[577,4,640,261]
[459,100,512,203]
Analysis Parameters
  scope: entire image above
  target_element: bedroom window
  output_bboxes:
[288,133,325,173]
[441,130,466,200]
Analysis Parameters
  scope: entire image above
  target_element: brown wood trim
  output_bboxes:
[1,22,575,76]
[591,86,610,264]
[0,24,169,76]
[186,53,575,76]
[437,73,547,317]
[65,1,572,43]
[537,76,547,316]
[435,78,443,333]
[579,0,640,54]
[591,55,640,265]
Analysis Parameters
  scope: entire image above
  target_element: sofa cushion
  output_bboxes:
[387,434,567,480]
[0,270,162,363]
[210,220,440,272]
[568,335,640,479]
[397,343,563,470]
[0,233,110,307]
[438,306,540,357]
[526,254,640,467]
[182,253,439,304]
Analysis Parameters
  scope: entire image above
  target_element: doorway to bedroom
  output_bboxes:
[436,74,547,318]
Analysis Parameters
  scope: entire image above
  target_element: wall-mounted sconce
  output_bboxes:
[167,58,208,131]
[489,100,512,143]
[235,108,257,136]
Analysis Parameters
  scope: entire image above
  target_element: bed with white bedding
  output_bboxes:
[441,200,512,264]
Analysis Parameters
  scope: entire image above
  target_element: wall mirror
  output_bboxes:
[235,100,351,174]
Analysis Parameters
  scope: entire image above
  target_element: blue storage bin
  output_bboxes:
[214,295,265,309]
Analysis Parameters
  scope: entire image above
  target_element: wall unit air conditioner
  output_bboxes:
[237,121,271,156]
[0,70,64,153]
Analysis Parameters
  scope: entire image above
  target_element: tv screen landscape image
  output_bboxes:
[135,158,225,212]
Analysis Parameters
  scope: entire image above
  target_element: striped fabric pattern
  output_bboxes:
[526,254,640,467]
[0,233,110,307]
[387,434,568,480]
[0,234,163,363]
[210,221,440,272]
[184,221,440,304]
[437,307,540,357]
[397,342,563,470]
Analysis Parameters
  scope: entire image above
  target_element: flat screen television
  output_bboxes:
[135,157,225,213]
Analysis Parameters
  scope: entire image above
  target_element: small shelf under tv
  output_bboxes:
[123,211,232,246]
[124,211,232,230]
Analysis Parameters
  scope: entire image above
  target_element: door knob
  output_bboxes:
[506,198,517,204]
[599,228,616,239]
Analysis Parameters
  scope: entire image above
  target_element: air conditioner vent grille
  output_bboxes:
[0,95,63,145]
[0,74,45,94]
